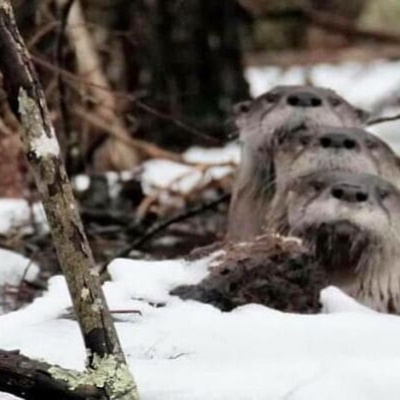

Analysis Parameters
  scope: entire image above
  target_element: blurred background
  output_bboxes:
[6,0,400,178]
[3,0,400,310]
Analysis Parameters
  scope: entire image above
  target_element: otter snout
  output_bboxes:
[286,91,323,108]
[330,183,369,203]
[319,132,358,150]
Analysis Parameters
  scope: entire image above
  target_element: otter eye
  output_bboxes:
[310,180,324,192]
[264,92,281,104]
[329,97,341,107]
[234,101,251,114]
[378,188,390,200]
[299,135,311,146]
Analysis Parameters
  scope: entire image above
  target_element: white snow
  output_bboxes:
[29,127,61,158]
[0,199,48,234]
[71,144,240,203]
[140,144,239,197]
[183,143,240,164]
[0,248,39,286]
[2,255,400,400]
[18,88,60,158]
[72,174,90,192]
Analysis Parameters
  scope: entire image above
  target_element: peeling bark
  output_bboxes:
[0,1,139,399]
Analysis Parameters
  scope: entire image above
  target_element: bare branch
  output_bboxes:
[367,113,400,126]
[101,193,230,274]
[0,2,139,398]
[0,349,104,400]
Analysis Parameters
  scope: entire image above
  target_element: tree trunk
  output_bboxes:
[129,0,249,149]
[0,2,139,398]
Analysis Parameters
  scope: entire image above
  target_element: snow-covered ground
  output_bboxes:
[3,60,400,399]
[3,256,400,400]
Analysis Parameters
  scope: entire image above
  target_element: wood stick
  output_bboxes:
[0,2,139,398]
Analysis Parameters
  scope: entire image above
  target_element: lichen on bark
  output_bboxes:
[0,1,140,399]
[18,88,60,158]
[50,354,137,399]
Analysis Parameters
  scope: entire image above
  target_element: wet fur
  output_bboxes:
[267,171,400,313]
[228,85,369,241]
[273,125,400,191]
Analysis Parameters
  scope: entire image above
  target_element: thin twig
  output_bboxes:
[73,106,184,162]
[258,6,400,45]
[100,193,230,273]
[367,113,400,126]
[31,55,222,145]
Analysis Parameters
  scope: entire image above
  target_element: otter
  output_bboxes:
[273,125,400,191]
[228,85,370,241]
[267,170,400,313]
[228,124,400,240]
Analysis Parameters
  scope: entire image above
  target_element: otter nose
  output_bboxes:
[319,133,358,150]
[287,92,322,107]
[330,184,369,203]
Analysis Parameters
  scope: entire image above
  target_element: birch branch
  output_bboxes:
[0,1,139,398]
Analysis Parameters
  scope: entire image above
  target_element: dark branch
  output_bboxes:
[367,113,400,126]
[101,193,230,273]
[0,349,104,400]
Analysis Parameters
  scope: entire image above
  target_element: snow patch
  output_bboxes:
[30,127,60,158]
[0,249,39,286]
[2,255,400,399]
[0,199,48,234]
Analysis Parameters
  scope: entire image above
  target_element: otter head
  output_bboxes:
[268,171,400,312]
[228,86,370,243]
[233,85,369,152]
[273,125,400,190]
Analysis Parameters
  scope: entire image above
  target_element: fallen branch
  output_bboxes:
[0,349,103,400]
[0,2,139,398]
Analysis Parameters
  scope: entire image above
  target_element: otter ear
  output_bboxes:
[355,107,371,124]
[232,100,252,116]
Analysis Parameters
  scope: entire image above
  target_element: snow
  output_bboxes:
[29,127,61,158]
[183,143,240,164]
[72,144,239,203]
[2,255,400,400]
[137,144,239,197]
[0,249,39,286]
[0,199,48,234]
[72,174,90,191]
[18,89,60,158]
